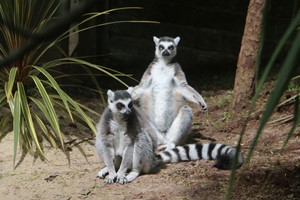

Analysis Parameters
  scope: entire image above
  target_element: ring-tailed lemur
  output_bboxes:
[96,89,243,184]
[132,36,208,150]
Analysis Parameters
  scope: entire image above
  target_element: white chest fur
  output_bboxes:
[151,61,175,86]
[109,119,127,135]
[109,119,130,156]
[149,61,177,131]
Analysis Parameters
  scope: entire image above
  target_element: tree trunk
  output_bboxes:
[232,0,266,110]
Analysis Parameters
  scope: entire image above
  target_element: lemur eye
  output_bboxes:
[128,101,133,108]
[159,45,164,51]
[116,102,124,110]
[168,45,174,50]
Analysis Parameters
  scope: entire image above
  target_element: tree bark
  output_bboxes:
[232,0,266,110]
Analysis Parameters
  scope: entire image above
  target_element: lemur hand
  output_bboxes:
[199,103,208,112]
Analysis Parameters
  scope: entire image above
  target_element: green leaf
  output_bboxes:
[5,67,18,112]
[30,75,64,148]
[29,97,52,124]
[5,67,17,100]
[13,90,21,167]
[50,96,96,128]
[60,58,129,87]
[282,96,300,149]
[17,82,45,158]
[0,92,6,106]
[50,94,99,117]
[32,66,74,122]
[33,113,57,149]
[64,94,96,134]
[33,66,96,134]
[29,96,61,148]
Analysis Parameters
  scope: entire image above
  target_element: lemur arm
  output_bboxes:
[116,144,134,183]
[95,109,118,183]
[174,65,207,111]
[139,66,152,86]
[177,86,207,111]
[132,66,152,100]
[96,136,117,182]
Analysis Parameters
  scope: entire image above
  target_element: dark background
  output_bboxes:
[75,0,299,90]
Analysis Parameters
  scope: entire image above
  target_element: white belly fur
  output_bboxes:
[150,62,177,132]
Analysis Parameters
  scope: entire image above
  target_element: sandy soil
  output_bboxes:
[1,90,300,200]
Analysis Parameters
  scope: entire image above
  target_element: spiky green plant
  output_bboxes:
[227,1,300,198]
[0,0,151,166]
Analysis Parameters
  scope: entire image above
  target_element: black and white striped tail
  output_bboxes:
[156,143,243,170]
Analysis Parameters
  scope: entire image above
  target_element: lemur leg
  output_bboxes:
[96,143,117,184]
[97,156,121,179]
[116,145,133,184]
[126,132,154,183]
[164,105,193,150]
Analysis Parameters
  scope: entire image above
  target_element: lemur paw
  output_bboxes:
[96,168,108,179]
[117,176,128,184]
[200,103,208,112]
[104,173,117,184]
[157,143,176,152]
[165,143,176,151]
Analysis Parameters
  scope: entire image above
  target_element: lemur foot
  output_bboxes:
[200,103,208,112]
[117,176,128,184]
[96,168,108,179]
[157,143,176,152]
[104,173,117,184]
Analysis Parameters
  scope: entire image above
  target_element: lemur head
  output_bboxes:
[107,87,134,119]
[153,36,180,62]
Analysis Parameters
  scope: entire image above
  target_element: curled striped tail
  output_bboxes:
[155,143,243,170]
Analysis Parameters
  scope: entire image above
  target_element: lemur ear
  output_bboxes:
[153,36,159,46]
[107,90,114,101]
[174,37,180,46]
[127,87,133,95]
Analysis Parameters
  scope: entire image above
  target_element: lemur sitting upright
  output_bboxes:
[96,89,243,184]
[132,36,207,150]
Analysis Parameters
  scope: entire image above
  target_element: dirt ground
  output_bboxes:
[1,90,300,200]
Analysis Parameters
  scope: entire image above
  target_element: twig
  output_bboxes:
[268,114,293,124]
[70,136,94,147]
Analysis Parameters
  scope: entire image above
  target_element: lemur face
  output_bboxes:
[107,89,133,118]
[153,36,180,60]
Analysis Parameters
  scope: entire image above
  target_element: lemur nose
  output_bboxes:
[123,110,131,117]
[162,50,170,56]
